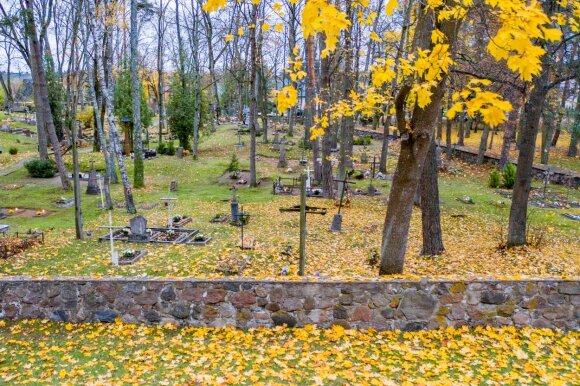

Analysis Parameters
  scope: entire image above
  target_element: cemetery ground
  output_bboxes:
[1,319,578,384]
[1,118,579,384]
[0,119,578,279]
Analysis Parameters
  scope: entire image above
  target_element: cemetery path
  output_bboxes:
[0,157,34,177]
[0,148,93,177]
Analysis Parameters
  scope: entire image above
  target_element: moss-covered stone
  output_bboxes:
[449,283,466,294]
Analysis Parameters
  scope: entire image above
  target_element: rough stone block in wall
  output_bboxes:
[0,277,578,330]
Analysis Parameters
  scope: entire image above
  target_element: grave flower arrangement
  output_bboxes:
[194,234,205,242]
[173,214,182,222]
[121,227,131,236]
[122,249,135,258]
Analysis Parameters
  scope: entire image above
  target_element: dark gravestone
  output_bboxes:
[176,147,184,159]
[128,215,149,242]
[170,181,178,192]
[86,161,100,195]
[231,188,239,222]
[273,132,280,150]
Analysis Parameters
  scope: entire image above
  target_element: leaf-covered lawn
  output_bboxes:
[0,320,577,385]
[0,123,578,279]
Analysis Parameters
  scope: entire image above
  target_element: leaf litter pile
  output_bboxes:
[0,320,577,385]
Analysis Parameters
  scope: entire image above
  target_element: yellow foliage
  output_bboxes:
[276,86,298,113]
[202,0,227,13]
[302,0,351,57]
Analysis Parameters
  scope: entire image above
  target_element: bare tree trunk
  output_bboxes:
[24,0,70,190]
[551,43,576,147]
[567,86,579,157]
[445,93,452,158]
[130,0,144,188]
[87,64,113,208]
[457,113,465,146]
[339,0,354,178]
[420,139,444,255]
[89,0,136,213]
[248,3,259,187]
[157,0,166,144]
[499,91,520,170]
[477,124,490,164]
[320,37,334,198]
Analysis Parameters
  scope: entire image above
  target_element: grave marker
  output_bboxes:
[128,215,150,242]
[330,175,355,232]
[279,173,327,275]
[86,161,100,195]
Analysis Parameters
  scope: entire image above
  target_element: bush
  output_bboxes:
[226,153,240,172]
[502,163,517,189]
[25,159,57,178]
[8,147,18,155]
[157,142,167,155]
[77,107,94,130]
[488,169,501,188]
[353,136,372,146]
[166,141,176,156]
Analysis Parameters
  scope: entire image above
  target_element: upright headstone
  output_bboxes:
[277,136,288,168]
[273,132,280,150]
[170,181,178,192]
[176,147,184,159]
[128,215,149,242]
[392,129,398,139]
[361,150,369,164]
[230,187,239,222]
[86,161,100,195]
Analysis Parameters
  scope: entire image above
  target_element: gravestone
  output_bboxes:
[128,215,150,242]
[86,161,100,195]
[170,181,178,192]
[0,124,9,132]
[176,147,184,159]
[231,187,239,222]
[392,129,398,139]
[273,132,280,150]
[277,136,288,168]
[361,150,369,164]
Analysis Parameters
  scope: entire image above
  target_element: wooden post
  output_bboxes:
[299,173,307,276]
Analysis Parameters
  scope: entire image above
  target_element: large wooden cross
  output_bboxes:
[279,173,327,275]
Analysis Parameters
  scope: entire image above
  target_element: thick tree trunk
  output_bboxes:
[420,139,444,255]
[30,68,49,160]
[507,71,548,246]
[380,3,458,274]
[24,0,70,190]
[130,0,144,188]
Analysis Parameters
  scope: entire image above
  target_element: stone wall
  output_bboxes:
[0,278,578,330]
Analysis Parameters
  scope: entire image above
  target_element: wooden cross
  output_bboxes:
[334,175,355,214]
[238,206,251,249]
[279,173,327,275]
